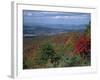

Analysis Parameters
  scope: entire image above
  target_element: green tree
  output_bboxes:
[85,21,91,37]
[36,42,57,67]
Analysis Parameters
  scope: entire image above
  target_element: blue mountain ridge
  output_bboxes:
[23,24,87,37]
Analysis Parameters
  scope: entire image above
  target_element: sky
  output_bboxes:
[23,10,91,29]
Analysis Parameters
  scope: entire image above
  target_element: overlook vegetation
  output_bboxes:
[23,23,91,69]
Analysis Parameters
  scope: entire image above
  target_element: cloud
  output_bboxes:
[51,16,69,19]
[23,10,90,26]
[23,10,90,21]
[24,12,33,16]
[49,15,89,20]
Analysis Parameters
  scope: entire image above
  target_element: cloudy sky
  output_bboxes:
[23,10,90,29]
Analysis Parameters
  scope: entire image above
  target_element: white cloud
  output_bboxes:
[27,12,33,16]
[51,16,70,19]
[24,12,33,16]
[50,15,87,20]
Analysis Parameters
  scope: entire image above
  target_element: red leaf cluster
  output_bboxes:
[75,35,90,55]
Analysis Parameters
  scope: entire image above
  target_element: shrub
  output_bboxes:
[58,54,82,67]
[67,55,82,66]
[74,22,91,60]
[40,43,55,59]
[35,42,61,67]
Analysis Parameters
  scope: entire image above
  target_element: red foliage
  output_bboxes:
[74,35,90,55]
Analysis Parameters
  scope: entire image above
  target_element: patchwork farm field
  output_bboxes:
[23,31,91,69]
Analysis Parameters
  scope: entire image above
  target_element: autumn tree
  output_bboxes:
[74,23,91,60]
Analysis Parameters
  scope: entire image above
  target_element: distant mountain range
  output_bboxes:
[23,24,86,37]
